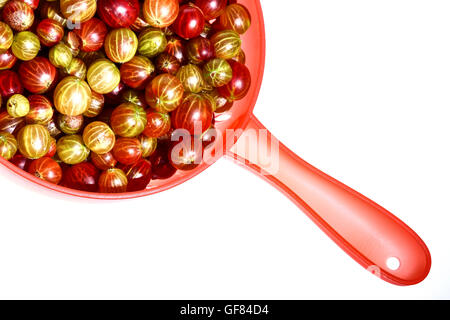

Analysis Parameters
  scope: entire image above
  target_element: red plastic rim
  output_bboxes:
[0,0,266,200]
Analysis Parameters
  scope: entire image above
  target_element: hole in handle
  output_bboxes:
[386,257,401,271]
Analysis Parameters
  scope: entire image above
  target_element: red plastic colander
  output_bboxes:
[0,0,431,286]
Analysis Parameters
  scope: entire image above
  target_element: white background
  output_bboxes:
[0,0,449,299]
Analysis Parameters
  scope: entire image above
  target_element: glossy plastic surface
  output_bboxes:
[0,0,431,285]
[227,115,431,286]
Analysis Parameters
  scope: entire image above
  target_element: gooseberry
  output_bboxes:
[82,121,116,155]
[54,76,92,116]
[56,134,90,165]
[111,103,147,138]
[28,157,62,184]
[142,0,179,28]
[17,124,51,159]
[98,168,128,193]
[0,131,17,160]
[145,73,184,113]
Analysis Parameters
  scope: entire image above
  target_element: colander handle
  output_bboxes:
[227,114,431,286]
